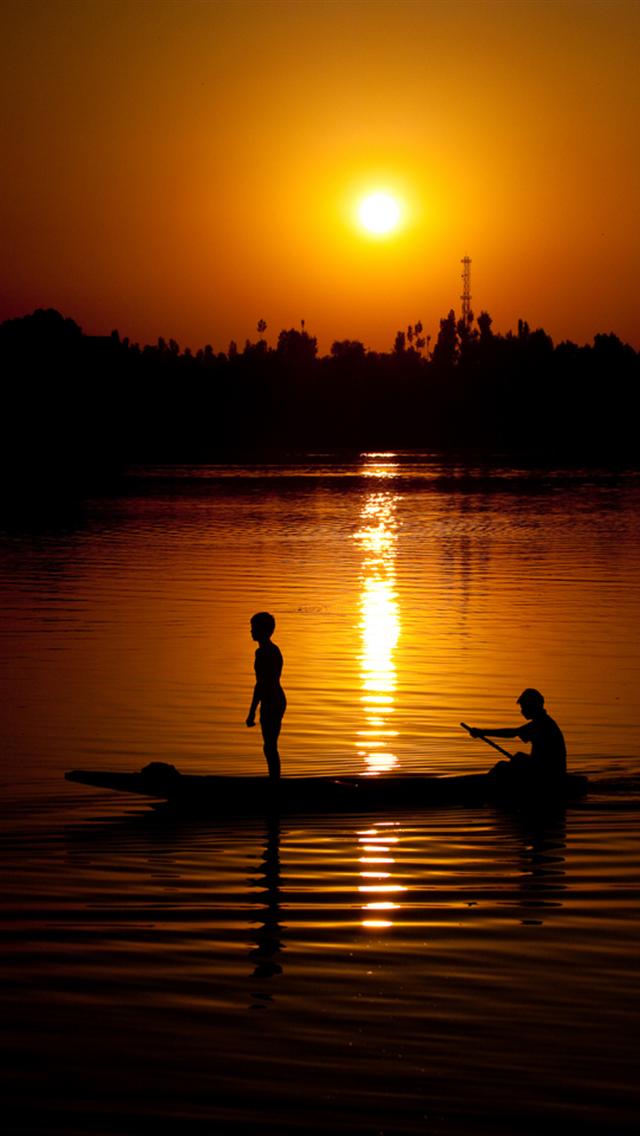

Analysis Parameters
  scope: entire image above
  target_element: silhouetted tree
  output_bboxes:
[330,339,366,361]
[432,309,458,367]
[477,311,493,343]
[276,328,317,365]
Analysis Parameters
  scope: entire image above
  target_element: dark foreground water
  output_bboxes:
[1,458,639,1133]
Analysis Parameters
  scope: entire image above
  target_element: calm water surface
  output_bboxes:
[1,457,639,1133]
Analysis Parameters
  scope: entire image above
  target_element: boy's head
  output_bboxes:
[250,611,276,641]
[517,688,545,719]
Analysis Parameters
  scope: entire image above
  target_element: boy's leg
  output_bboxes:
[261,713,282,780]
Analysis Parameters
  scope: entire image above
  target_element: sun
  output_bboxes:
[357,192,402,236]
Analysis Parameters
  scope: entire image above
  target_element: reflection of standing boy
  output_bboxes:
[246,612,286,779]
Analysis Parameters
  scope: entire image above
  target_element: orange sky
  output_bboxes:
[1,0,639,354]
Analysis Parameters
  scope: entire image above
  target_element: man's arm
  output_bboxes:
[468,726,521,739]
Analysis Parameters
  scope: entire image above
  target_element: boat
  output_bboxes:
[65,762,589,814]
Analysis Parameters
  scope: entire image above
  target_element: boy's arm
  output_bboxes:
[246,683,260,726]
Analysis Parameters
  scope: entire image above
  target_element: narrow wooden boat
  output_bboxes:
[65,763,589,813]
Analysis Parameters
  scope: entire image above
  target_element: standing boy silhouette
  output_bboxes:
[246,612,286,779]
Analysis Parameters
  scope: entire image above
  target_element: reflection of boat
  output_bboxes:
[65,763,589,813]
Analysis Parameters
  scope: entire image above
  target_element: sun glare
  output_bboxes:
[357,192,402,236]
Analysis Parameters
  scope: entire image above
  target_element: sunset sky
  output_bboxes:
[2,0,638,354]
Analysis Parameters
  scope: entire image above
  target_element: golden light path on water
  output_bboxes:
[354,456,401,775]
[357,823,406,930]
[354,457,406,930]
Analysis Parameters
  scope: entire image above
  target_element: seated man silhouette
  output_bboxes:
[468,688,566,787]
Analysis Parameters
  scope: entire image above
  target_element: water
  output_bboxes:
[1,456,639,1133]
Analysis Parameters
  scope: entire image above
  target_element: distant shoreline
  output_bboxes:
[2,309,638,505]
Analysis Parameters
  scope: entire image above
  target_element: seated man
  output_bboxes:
[468,688,566,786]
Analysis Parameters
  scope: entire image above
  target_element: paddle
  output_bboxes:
[460,722,513,760]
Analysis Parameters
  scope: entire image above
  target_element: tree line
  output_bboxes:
[1,306,638,495]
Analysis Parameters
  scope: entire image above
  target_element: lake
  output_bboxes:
[1,455,639,1133]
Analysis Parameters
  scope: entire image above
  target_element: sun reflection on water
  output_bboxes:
[353,470,401,774]
[356,822,406,930]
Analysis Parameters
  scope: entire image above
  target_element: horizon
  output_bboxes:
[2,0,639,354]
[3,300,637,359]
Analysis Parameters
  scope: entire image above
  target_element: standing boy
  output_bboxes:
[246,612,286,780]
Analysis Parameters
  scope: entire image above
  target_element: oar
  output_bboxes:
[460,722,513,760]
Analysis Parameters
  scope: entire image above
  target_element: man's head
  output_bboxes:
[517,688,545,719]
[250,611,276,642]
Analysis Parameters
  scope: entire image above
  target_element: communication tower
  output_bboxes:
[460,256,472,323]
